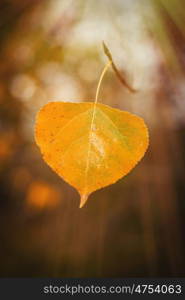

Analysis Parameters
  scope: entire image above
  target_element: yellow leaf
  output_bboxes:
[35,101,149,207]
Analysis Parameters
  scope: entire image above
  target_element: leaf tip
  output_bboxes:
[79,194,89,208]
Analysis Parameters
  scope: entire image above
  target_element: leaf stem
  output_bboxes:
[80,60,112,208]
[95,60,112,103]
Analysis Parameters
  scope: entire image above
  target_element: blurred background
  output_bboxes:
[0,0,185,277]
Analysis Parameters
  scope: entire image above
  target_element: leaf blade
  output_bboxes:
[35,102,149,206]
